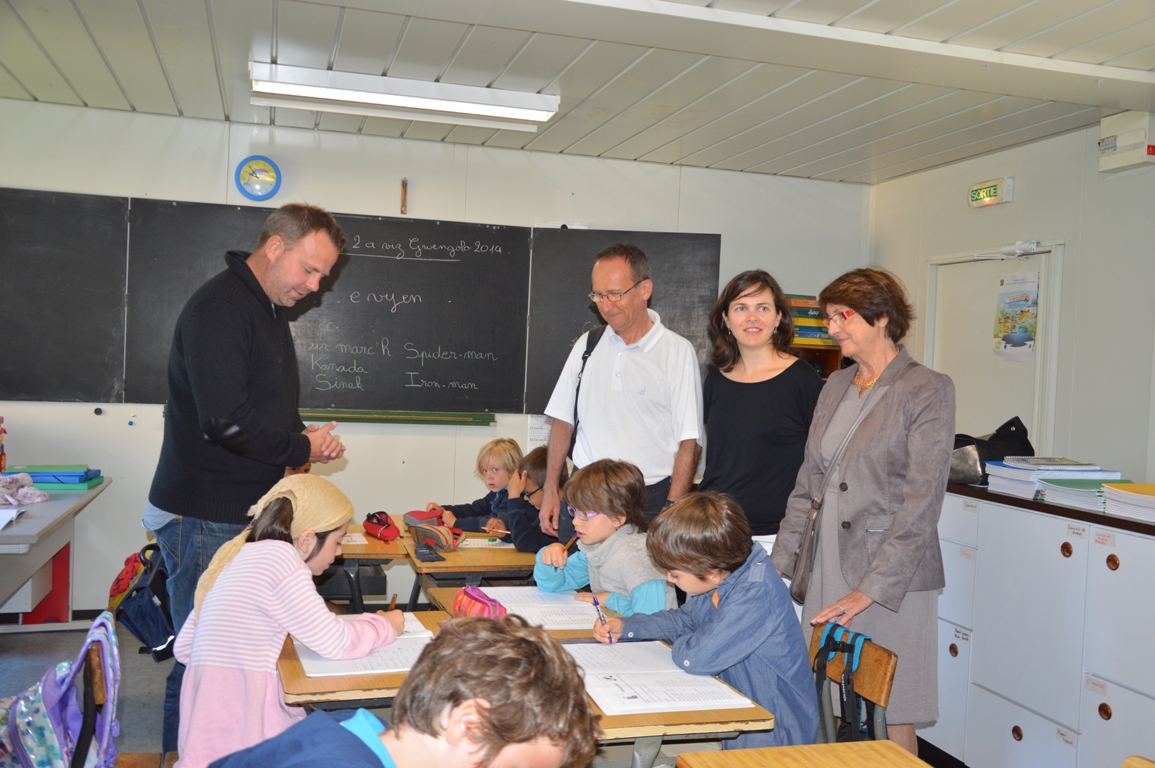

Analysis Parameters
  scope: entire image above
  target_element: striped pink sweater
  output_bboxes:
[173,539,396,768]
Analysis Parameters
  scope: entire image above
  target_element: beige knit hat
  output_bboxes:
[192,474,354,614]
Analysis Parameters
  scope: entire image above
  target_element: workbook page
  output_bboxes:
[564,641,678,673]
[584,671,754,716]
[293,634,431,677]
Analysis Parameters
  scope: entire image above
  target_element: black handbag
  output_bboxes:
[953,416,1034,484]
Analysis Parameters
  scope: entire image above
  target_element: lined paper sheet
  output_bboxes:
[458,537,514,548]
[480,587,585,606]
[341,532,367,545]
[478,587,600,629]
[584,671,754,715]
[564,641,679,673]
[400,613,434,638]
[294,635,431,677]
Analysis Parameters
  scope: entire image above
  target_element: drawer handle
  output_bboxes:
[949,643,959,657]
[1099,703,1112,721]
[1107,554,1120,571]
[1060,542,1073,558]
[1012,725,1023,741]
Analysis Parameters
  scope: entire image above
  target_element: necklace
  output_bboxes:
[853,370,881,389]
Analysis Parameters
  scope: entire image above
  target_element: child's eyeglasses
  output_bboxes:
[565,505,604,521]
[520,484,543,501]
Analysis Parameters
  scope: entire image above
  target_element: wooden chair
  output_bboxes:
[808,623,898,743]
[1122,757,1155,768]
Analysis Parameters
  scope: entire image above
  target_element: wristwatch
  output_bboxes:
[663,499,676,509]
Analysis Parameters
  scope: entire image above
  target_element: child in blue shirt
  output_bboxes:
[506,446,566,553]
[535,459,674,616]
[426,438,521,533]
[593,492,819,748]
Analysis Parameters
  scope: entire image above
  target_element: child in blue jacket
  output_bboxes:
[593,491,819,748]
[426,438,521,533]
[505,447,566,553]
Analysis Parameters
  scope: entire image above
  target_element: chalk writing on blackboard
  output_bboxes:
[347,235,505,262]
[348,292,422,312]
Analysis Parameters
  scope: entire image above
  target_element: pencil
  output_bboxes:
[563,535,577,550]
[388,594,397,611]
[486,525,511,536]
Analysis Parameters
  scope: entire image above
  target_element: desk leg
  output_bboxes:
[466,574,482,587]
[630,736,663,768]
[407,575,423,612]
[343,560,364,614]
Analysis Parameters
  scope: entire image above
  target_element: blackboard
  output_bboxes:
[0,189,128,402]
[124,199,531,412]
[525,229,721,414]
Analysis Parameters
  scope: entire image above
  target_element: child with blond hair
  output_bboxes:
[426,438,522,533]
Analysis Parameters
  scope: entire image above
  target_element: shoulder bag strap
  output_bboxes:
[568,325,607,460]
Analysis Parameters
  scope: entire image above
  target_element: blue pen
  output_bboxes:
[592,595,612,644]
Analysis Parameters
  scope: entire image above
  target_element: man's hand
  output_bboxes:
[304,422,345,463]
[540,486,561,536]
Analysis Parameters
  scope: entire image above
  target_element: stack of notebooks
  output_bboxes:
[2,464,104,490]
[1037,479,1132,512]
[787,294,837,348]
[1102,484,1155,524]
[985,457,1121,501]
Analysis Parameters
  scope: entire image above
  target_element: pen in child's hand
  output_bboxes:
[592,595,613,644]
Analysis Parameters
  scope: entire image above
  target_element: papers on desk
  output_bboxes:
[479,587,600,630]
[564,641,754,716]
[458,537,514,548]
[341,532,367,545]
[0,508,25,530]
[293,614,432,677]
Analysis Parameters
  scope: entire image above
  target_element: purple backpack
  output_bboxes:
[0,612,120,768]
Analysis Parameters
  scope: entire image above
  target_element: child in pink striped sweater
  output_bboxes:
[174,475,404,768]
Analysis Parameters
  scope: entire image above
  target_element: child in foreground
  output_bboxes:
[593,492,819,748]
[175,475,404,768]
[535,459,675,615]
[426,437,522,533]
[505,446,566,552]
[208,615,601,768]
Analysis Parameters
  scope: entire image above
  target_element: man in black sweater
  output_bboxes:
[142,203,348,751]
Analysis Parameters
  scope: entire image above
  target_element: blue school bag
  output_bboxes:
[0,612,120,768]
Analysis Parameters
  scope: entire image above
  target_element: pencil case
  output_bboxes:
[403,509,444,527]
[453,586,506,618]
[363,511,400,542]
[409,523,465,552]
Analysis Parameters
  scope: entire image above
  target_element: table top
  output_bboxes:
[598,701,773,742]
[278,611,448,705]
[0,480,112,547]
[402,534,536,574]
[427,587,620,640]
[340,522,407,560]
[675,741,928,768]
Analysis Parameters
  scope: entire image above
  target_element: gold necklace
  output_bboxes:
[853,370,881,389]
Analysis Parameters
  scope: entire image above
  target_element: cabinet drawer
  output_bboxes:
[964,684,1077,768]
[939,493,979,546]
[1079,675,1155,768]
[1085,528,1155,698]
[939,538,977,629]
[918,620,972,762]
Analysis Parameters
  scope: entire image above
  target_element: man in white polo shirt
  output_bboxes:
[539,243,703,539]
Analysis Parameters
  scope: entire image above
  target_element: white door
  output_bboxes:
[932,254,1041,437]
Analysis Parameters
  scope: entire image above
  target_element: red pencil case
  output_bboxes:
[363,511,401,542]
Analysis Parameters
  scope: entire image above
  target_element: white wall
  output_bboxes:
[871,126,1155,483]
[0,98,868,610]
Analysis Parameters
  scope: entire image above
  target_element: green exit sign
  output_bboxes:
[969,177,1013,208]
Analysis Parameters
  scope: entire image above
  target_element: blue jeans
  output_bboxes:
[153,514,247,753]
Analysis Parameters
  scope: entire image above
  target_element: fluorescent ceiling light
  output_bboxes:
[250,63,558,131]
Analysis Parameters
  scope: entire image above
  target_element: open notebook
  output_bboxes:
[293,613,432,677]
[564,641,754,716]
[479,586,600,630]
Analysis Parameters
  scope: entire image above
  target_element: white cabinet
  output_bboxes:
[1085,529,1155,697]
[965,684,1078,768]
[972,503,1088,731]
[1078,675,1155,768]
[919,619,972,762]
[938,538,977,630]
[940,493,980,547]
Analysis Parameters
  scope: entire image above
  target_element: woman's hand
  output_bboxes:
[574,591,610,605]
[539,542,569,568]
[811,590,874,628]
[378,609,405,635]
[593,617,623,644]
[507,469,527,498]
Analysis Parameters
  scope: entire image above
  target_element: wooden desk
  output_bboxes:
[402,535,536,610]
[0,481,111,613]
[427,586,620,640]
[278,611,448,707]
[675,740,929,768]
[337,521,408,613]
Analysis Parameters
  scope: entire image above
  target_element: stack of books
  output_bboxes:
[1037,478,1132,512]
[787,294,837,348]
[2,464,104,490]
[1102,484,1155,524]
[985,457,1121,501]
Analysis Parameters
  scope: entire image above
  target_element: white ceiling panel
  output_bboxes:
[441,26,531,87]
[831,0,951,34]
[318,112,366,132]
[8,0,129,110]
[750,88,995,174]
[332,9,406,75]
[1105,44,1155,70]
[490,33,591,95]
[776,0,876,26]
[1004,0,1155,59]
[0,63,31,99]
[0,2,82,106]
[387,17,470,81]
[443,125,498,144]
[141,0,223,119]
[1052,19,1155,65]
[402,121,454,141]
[563,55,755,158]
[361,115,408,138]
[532,47,704,154]
[709,0,787,13]
[75,0,177,115]
[272,105,318,129]
[211,0,272,124]
[946,0,1116,52]
[277,0,341,69]
[895,0,1036,43]
[485,39,648,150]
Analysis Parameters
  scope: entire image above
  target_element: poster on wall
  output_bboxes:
[993,273,1038,362]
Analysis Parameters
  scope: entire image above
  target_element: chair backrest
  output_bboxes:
[808,622,898,709]
[1123,757,1155,768]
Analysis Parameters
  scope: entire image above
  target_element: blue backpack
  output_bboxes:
[0,613,120,768]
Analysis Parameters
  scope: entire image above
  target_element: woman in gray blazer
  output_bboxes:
[771,268,955,754]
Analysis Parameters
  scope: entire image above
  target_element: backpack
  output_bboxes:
[112,543,175,662]
[0,612,120,768]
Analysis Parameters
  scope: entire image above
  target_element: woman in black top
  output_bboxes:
[699,270,824,537]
